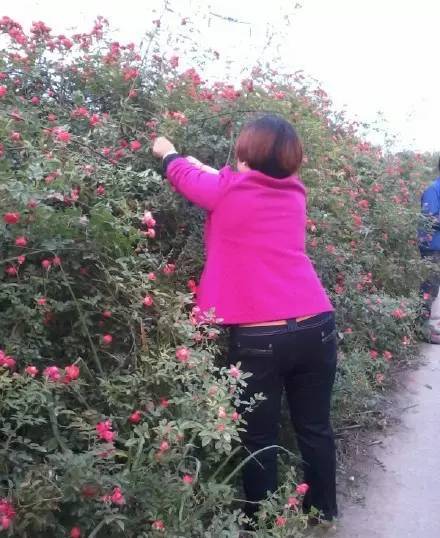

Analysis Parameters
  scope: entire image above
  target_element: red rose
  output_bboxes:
[129,410,142,424]
[159,397,169,408]
[65,364,80,381]
[70,527,81,538]
[5,266,18,277]
[3,212,20,224]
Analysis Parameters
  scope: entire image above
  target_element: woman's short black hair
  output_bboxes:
[235,114,303,178]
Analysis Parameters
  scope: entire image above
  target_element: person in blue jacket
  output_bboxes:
[419,157,440,337]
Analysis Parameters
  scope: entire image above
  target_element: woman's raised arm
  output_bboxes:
[153,137,228,211]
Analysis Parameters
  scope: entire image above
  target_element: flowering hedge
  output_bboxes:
[0,14,431,537]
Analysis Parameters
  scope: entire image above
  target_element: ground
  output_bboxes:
[333,344,440,538]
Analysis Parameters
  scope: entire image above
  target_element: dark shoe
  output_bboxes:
[308,515,338,529]
[430,332,440,344]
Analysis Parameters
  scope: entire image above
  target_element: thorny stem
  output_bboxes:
[0,248,85,266]
[208,444,242,481]
[47,392,69,454]
[221,445,296,485]
[59,264,105,377]
[88,519,107,538]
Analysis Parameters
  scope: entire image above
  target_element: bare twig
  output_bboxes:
[400,403,419,412]
[336,424,362,433]
[208,12,251,26]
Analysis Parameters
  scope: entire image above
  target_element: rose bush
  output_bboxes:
[0,14,433,537]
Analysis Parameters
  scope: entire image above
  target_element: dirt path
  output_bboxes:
[335,344,440,538]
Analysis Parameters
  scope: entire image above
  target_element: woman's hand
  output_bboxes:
[152,137,176,159]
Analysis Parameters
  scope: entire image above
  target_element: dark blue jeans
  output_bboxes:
[229,312,338,522]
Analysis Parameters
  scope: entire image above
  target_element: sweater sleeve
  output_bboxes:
[421,184,440,231]
[164,157,229,211]
[422,185,440,217]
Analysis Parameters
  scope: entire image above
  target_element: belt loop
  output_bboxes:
[287,318,297,332]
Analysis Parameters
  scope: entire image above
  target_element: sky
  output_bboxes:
[4,0,440,152]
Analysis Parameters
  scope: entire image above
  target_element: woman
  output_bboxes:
[152,114,338,526]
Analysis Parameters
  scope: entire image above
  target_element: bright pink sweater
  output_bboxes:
[166,158,333,325]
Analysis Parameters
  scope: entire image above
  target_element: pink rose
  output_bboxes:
[176,347,190,363]
[143,295,154,307]
[275,516,287,527]
[130,140,141,151]
[287,496,300,509]
[152,520,165,531]
[163,263,176,275]
[96,420,115,443]
[218,407,227,419]
[25,365,38,377]
[296,483,309,496]
[55,129,71,143]
[102,334,113,345]
[182,474,193,485]
[159,440,170,452]
[43,366,61,381]
[110,487,125,505]
[229,366,241,379]
[14,236,27,247]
